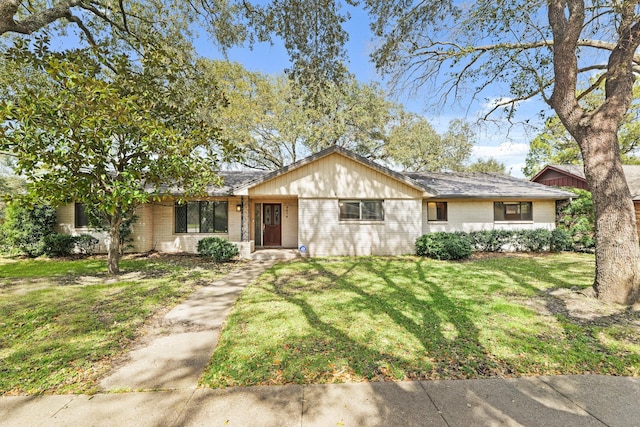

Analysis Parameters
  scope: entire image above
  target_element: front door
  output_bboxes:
[263,204,282,246]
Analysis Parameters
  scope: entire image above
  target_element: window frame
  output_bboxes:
[493,201,533,222]
[175,200,229,234]
[427,201,448,222]
[338,199,384,222]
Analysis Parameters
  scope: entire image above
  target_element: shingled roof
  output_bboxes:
[159,148,575,200]
[406,171,575,199]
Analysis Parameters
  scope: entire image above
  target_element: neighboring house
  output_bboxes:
[56,146,574,257]
[531,164,640,238]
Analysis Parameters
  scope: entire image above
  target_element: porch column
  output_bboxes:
[240,196,250,242]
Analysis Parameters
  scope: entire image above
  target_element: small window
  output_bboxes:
[494,202,533,221]
[175,201,229,233]
[427,202,448,221]
[339,200,384,221]
[75,203,88,228]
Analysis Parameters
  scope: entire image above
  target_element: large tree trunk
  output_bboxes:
[107,215,122,275]
[578,128,640,305]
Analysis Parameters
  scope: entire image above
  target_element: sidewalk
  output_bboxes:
[1,375,639,426]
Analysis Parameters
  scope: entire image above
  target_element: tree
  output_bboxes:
[1,39,233,274]
[385,117,474,172]
[524,82,640,177]
[466,158,508,174]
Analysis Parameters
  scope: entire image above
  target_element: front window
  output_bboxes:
[494,202,533,221]
[427,202,448,221]
[339,200,384,221]
[75,203,88,228]
[175,201,228,233]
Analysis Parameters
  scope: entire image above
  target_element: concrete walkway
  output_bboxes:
[2,375,639,426]
[99,259,276,391]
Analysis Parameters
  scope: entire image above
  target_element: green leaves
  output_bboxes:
[1,38,232,271]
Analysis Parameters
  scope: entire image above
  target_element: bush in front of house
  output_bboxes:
[76,234,99,255]
[550,228,574,252]
[42,234,78,257]
[513,229,552,252]
[466,229,513,252]
[197,237,239,262]
[1,201,57,257]
[416,232,472,260]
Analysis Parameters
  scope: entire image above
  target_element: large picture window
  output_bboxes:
[427,202,448,221]
[494,202,532,221]
[339,200,384,221]
[175,201,228,233]
[75,203,89,228]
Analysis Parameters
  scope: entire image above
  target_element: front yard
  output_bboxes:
[201,253,640,387]
[0,255,240,395]
[2,253,639,395]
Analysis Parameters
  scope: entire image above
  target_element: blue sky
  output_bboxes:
[193,7,548,177]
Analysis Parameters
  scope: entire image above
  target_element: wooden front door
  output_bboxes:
[263,204,282,246]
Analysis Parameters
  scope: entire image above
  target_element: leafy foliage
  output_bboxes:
[513,229,553,252]
[197,237,239,262]
[42,234,78,258]
[465,230,512,252]
[75,234,99,255]
[1,37,235,273]
[557,190,596,252]
[415,232,472,260]
[1,201,57,257]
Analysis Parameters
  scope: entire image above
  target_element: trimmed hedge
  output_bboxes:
[197,237,239,262]
[43,234,78,257]
[416,228,574,260]
[415,232,472,260]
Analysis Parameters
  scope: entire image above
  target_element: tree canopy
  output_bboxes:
[0,38,233,273]
[202,59,479,172]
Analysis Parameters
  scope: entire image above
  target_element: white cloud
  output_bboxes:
[471,142,530,178]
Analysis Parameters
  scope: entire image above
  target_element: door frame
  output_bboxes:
[262,203,282,247]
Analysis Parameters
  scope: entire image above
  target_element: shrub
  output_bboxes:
[513,229,552,252]
[42,234,78,257]
[416,232,472,261]
[550,228,573,252]
[76,234,99,255]
[197,237,239,262]
[557,189,595,252]
[1,201,57,257]
[466,230,512,252]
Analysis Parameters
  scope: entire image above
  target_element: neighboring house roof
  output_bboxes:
[406,171,575,199]
[533,164,640,200]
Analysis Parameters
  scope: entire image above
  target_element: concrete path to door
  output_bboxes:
[98,259,276,392]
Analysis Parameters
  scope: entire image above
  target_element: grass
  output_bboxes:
[0,254,240,395]
[201,253,640,388]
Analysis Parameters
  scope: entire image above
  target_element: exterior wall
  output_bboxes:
[57,197,244,254]
[249,153,424,199]
[55,204,109,254]
[250,199,299,248]
[422,200,558,234]
[298,198,422,256]
[152,197,242,253]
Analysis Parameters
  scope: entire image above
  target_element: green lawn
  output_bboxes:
[0,255,240,395]
[201,253,640,388]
